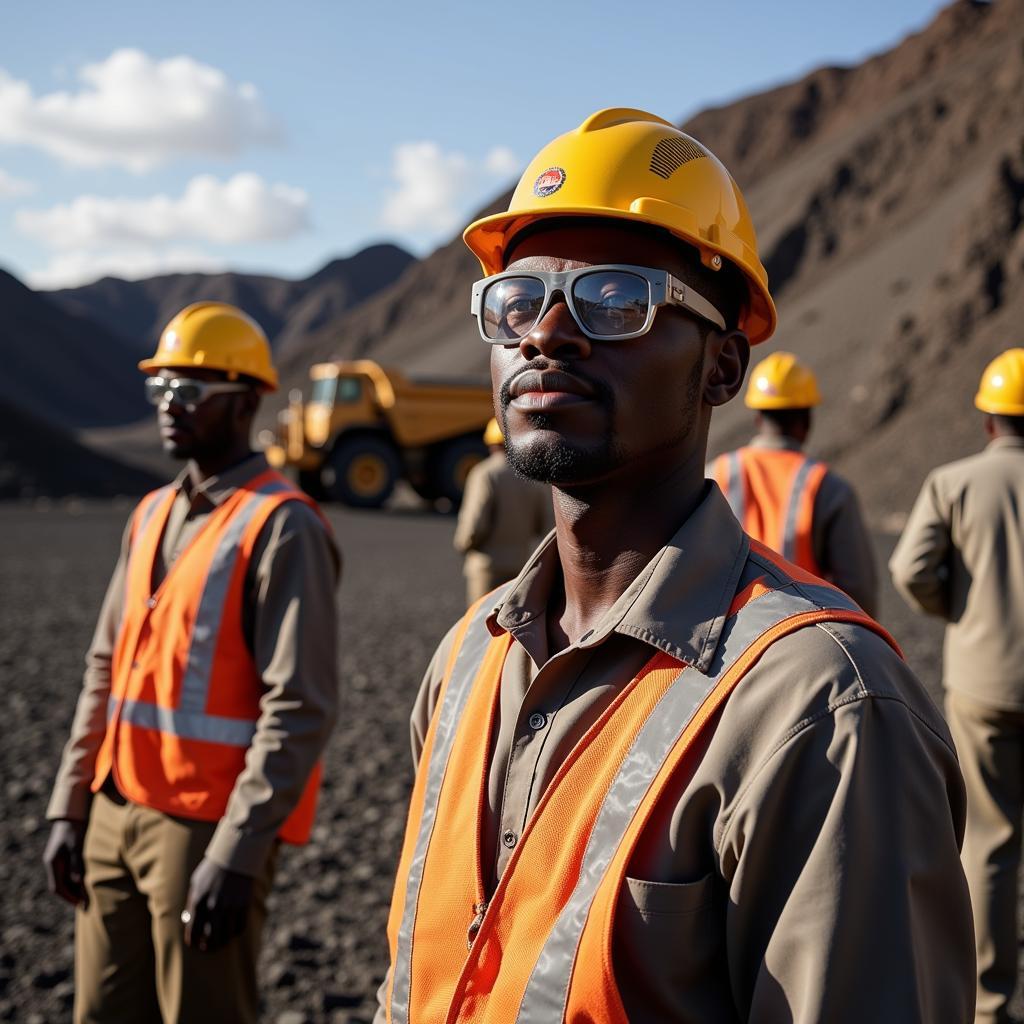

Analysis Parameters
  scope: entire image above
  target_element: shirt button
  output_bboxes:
[502,830,518,849]
[146,597,157,609]
[528,712,546,731]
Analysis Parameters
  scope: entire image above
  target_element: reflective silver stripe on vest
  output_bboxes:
[108,695,256,747]
[516,584,856,1023]
[389,588,510,1024]
[781,458,819,563]
[724,451,744,520]
[177,480,294,716]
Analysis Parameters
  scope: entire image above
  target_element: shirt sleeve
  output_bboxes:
[889,471,953,618]
[813,472,879,617]
[453,468,495,555]
[204,501,341,876]
[718,686,974,1022]
[46,513,133,821]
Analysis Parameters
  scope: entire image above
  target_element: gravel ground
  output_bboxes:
[0,500,987,1023]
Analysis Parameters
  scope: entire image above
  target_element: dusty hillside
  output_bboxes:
[48,243,416,355]
[0,269,150,430]
[0,398,160,498]
[270,0,1022,525]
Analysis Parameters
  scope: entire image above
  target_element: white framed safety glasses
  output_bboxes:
[144,376,250,412]
[471,264,726,344]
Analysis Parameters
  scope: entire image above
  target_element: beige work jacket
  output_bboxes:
[46,454,341,876]
[382,483,973,1023]
[453,451,553,578]
[890,435,1024,709]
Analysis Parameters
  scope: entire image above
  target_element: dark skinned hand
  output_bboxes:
[183,857,253,953]
[43,819,89,907]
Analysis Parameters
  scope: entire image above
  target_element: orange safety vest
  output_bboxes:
[384,541,897,1024]
[710,446,829,575]
[92,468,330,845]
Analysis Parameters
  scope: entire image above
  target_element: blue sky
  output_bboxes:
[0,0,949,290]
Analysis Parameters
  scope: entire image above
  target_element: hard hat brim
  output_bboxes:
[975,394,1024,416]
[744,395,821,410]
[464,205,777,345]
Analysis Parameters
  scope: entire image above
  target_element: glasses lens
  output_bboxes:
[481,277,547,340]
[172,381,203,406]
[572,271,650,338]
[144,377,168,405]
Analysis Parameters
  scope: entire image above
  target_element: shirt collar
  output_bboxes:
[748,433,804,453]
[987,436,1024,452]
[488,483,749,674]
[175,452,270,508]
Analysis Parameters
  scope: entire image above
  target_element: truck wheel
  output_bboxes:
[323,436,401,508]
[298,469,327,502]
[430,435,488,506]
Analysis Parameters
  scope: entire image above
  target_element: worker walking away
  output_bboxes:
[891,347,1024,1024]
[377,108,973,1023]
[708,350,878,615]
[453,417,553,606]
[42,302,340,1024]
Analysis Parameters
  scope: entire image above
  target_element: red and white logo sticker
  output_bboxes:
[533,166,567,197]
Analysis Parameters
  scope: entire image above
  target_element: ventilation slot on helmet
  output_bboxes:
[649,138,706,179]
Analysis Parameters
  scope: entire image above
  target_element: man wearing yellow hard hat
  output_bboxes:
[708,350,878,615]
[43,302,340,1023]
[453,418,553,606]
[891,348,1024,1024]
[378,110,972,1022]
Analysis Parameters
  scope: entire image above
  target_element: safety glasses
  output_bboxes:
[471,264,726,344]
[144,376,250,412]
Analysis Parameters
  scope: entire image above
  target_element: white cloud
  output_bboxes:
[484,146,519,178]
[0,49,278,172]
[28,246,228,290]
[0,168,34,198]
[381,141,519,235]
[16,172,309,248]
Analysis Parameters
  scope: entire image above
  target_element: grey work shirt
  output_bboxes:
[890,435,1024,709]
[46,453,341,876]
[384,483,973,1023]
[453,451,553,578]
[720,434,880,617]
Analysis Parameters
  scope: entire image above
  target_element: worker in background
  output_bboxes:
[377,108,973,1023]
[453,417,553,606]
[890,348,1024,1024]
[42,302,340,1024]
[708,351,878,615]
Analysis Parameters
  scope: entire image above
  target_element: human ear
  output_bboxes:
[703,330,750,408]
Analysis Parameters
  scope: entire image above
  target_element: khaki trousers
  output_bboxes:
[946,690,1024,1024]
[75,789,276,1024]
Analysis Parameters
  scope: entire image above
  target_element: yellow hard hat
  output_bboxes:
[138,302,278,391]
[463,108,776,344]
[975,348,1024,416]
[745,351,821,410]
[483,418,504,445]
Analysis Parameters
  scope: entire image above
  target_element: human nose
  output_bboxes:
[518,294,593,362]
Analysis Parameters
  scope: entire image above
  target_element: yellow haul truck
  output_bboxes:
[266,360,494,508]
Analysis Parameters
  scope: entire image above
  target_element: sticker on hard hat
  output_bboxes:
[533,167,567,197]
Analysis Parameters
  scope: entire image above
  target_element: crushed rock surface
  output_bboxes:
[3,500,1012,1022]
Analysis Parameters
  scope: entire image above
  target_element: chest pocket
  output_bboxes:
[613,873,734,1023]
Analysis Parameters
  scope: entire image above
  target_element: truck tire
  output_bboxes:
[429,434,488,506]
[323,435,402,508]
